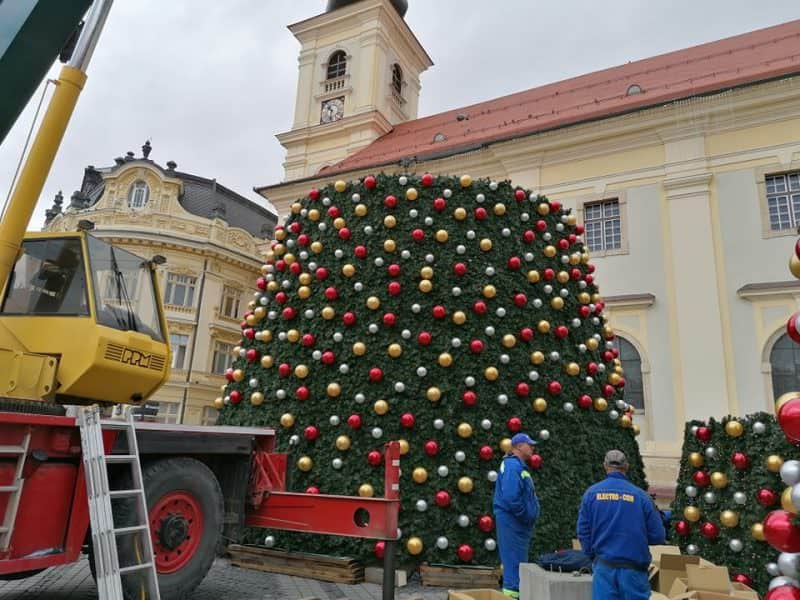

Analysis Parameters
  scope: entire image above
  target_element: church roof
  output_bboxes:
[317,19,800,177]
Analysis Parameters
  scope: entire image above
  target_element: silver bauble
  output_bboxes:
[769,576,800,590]
[415,500,428,512]
[733,491,747,505]
[685,485,698,498]
[783,460,800,487]
[434,419,445,430]
[417,366,427,377]
[457,514,470,528]
[487,470,498,482]
[768,562,782,576]
[481,419,492,430]
[564,402,575,413]
[704,446,718,460]
[686,544,698,555]
[728,539,743,552]
[289,435,300,445]
[455,451,466,463]
[609,410,619,420]
[436,536,449,550]
[371,427,383,439]
[779,552,800,578]
[484,538,497,551]
[264,535,276,548]
[703,491,717,504]
[753,421,766,434]
[792,483,800,512]
[329,415,341,426]
[332,458,343,469]
[539,430,550,441]
[438,465,449,477]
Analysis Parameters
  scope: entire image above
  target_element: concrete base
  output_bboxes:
[519,563,592,600]
[364,566,408,587]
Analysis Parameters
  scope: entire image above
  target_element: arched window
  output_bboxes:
[326,51,347,79]
[770,333,800,399]
[612,336,644,410]
[391,63,403,96]
[128,180,149,210]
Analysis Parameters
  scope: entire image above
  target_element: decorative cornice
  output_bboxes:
[603,293,656,309]
[737,280,800,300]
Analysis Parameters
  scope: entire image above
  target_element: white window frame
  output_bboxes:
[155,401,180,425]
[221,286,241,319]
[583,198,622,253]
[201,406,219,426]
[164,273,196,307]
[211,340,234,374]
[765,171,800,232]
[169,333,189,370]
[128,180,149,210]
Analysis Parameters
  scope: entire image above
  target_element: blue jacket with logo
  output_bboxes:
[577,472,665,568]
[493,455,539,527]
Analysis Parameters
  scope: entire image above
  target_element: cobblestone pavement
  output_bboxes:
[0,557,451,600]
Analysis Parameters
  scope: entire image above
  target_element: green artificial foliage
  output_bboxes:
[670,412,792,594]
[219,173,645,565]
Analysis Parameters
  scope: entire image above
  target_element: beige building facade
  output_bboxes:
[257,1,800,490]
[44,144,276,425]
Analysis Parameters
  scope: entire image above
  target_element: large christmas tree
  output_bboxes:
[218,173,645,565]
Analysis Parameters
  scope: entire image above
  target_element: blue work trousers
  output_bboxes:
[592,562,650,600]
[495,509,533,594]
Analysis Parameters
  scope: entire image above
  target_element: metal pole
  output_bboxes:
[381,540,397,600]
[68,0,114,71]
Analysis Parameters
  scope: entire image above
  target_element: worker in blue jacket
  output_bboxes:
[493,432,540,599]
[577,450,665,599]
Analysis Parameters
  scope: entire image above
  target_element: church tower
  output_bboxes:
[277,0,432,181]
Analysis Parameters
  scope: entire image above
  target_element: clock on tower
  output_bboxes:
[320,97,344,124]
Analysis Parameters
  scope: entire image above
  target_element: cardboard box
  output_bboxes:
[650,593,671,600]
[649,545,681,565]
[572,538,582,550]
[447,590,508,600]
[657,555,701,594]
[685,565,759,600]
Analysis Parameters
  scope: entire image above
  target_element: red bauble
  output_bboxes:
[523,230,535,243]
[695,426,711,442]
[576,225,585,235]
[570,268,582,280]
[778,397,800,442]
[367,450,382,466]
[529,455,543,470]
[675,520,691,537]
[475,207,488,220]
[338,227,351,240]
[296,386,310,401]
[411,228,425,241]
[364,175,377,189]
[543,268,555,281]
[478,515,495,532]
[354,245,367,259]
[507,417,522,432]
[473,301,487,315]
[578,394,593,409]
[603,351,614,363]
[479,446,494,461]
[321,351,336,365]
[435,490,451,507]
[291,262,302,274]
[470,339,485,354]
[374,541,385,558]
[369,367,383,382]
[301,333,316,347]
[535,219,548,232]
[520,327,534,341]
[244,328,255,340]
[246,348,260,362]
[306,486,320,494]
[229,390,242,404]
[514,293,527,307]
[765,586,800,600]
[282,307,296,320]
[434,197,446,212]
[787,312,800,344]
[327,206,340,219]
[424,440,439,457]
[550,201,561,212]
[304,425,319,441]
[308,188,320,201]
[400,413,415,429]
[347,414,362,429]
[732,574,753,588]
[507,256,522,270]
[387,263,401,277]
[758,488,779,507]
[432,305,447,319]
[555,325,569,338]
[384,195,397,208]
[516,382,530,397]
[547,381,562,395]
[602,384,615,398]
[418,331,432,346]
[457,544,474,562]
[421,173,434,187]
[462,391,478,406]
[579,305,591,318]
[316,267,329,280]
[289,222,301,234]
[514,189,526,202]
[453,262,467,276]
[692,471,710,487]
[732,452,750,470]
[558,239,569,250]
[225,368,234,382]
[764,510,800,552]
[342,311,357,327]
[278,363,292,377]
[584,274,594,285]
[700,522,719,540]
[275,260,286,272]
[383,312,397,327]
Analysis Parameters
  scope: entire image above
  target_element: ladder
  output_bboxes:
[0,430,31,550]
[78,405,161,600]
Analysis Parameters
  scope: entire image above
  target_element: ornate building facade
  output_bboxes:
[257,0,800,491]
[44,142,277,424]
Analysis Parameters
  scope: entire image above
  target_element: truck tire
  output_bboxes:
[115,457,223,600]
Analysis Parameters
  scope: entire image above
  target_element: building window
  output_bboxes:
[326,50,347,79]
[164,273,196,307]
[766,172,800,231]
[170,333,189,369]
[770,333,800,400]
[128,180,149,210]
[154,401,180,424]
[391,63,403,96]
[211,341,234,374]
[221,286,241,319]
[612,336,644,411]
[583,199,621,252]
[201,406,219,426]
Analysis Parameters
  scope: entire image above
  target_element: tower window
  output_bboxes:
[392,63,403,96]
[327,51,347,79]
[128,180,149,210]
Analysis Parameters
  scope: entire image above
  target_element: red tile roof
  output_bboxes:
[320,19,800,176]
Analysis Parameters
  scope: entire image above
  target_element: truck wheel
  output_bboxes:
[115,457,223,600]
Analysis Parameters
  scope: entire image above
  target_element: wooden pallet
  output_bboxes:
[420,563,501,588]
[227,544,365,584]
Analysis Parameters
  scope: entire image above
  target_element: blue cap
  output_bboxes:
[511,432,537,446]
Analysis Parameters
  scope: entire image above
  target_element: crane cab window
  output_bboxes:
[1,238,89,315]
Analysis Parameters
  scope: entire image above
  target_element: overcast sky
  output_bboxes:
[1,0,799,227]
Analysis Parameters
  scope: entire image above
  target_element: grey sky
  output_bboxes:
[1,1,798,227]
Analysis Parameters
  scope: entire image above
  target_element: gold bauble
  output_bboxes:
[251,299,260,310]
[406,187,418,201]
[407,537,424,555]
[591,293,602,304]
[294,364,309,379]
[480,238,493,252]
[267,281,280,292]
[457,423,473,438]
[355,203,368,217]
[485,367,499,381]
[297,456,313,472]
[710,472,728,489]
[412,467,428,484]
[527,270,541,283]
[333,218,346,230]
[298,285,311,299]
[367,296,381,310]
[388,343,402,358]
[359,484,374,498]
[688,452,704,468]
[751,523,765,541]
[310,241,323,254]
[483,285,497,298]
[438,353,453,367]
[537,320,551,334]
[334,180,347,192]
[246,314,257,326]
[308,208,320,221]
[283,252,296,264]
[233,369,245,382]
[720,510,739,528]
[419,280,433,293]
[287,329,300,343]
[420,266,434,279]
[533,397,548,412]
[384,239,397,253]
[454,207,467,220]
[684,506,701,522]
[566,362,580,376]
[531,351,545,365]
[374,399,389,415]
[499,438,512,453]
[557,271,570,284]
[342,264,356,277]
[233,345,241,356]
[620,415,632,428]
[594,398,608,411]
[336,435,351,451]
[569,253,581,265]
[291,202,302,214]
[725,420,744,437]
[551,297,565,310]
[586,338,600,351]
[384,215,397,228]
[632,424,641,436]
[537,202,550,216]
[458,477,474,493]
[280,413,295,428]
[214,397,225,410]
[767,455,785,472]
[578,292,591,304]
[353,342,367,356]
[452,311,467,325]
[326,382,341,398]
[250,392,264,406]
[783,487,798,514]
[427,387,442,402]
[494,203,506,216]
[543,245,557,258]
[261,355,274,369]
[435,229,449,243]
[460,174,473,187]
[399,439,409,455]
[502,334,516,348]
[608,373,622,386]
[567,214,578,226]
[273,243,286,256]
[322,306,335,320]
[790,253,800,279]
